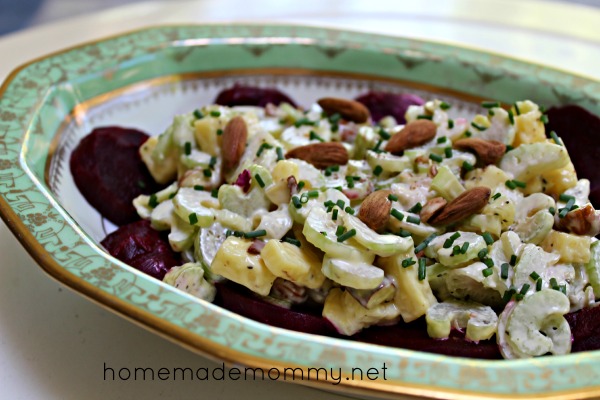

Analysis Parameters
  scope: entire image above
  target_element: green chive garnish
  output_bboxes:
[407,215,421,225]
[211,188,218,198]
[540,114,549,124]
[501,263,509,279]
[292,196,302,209]
[444,232,461,248]
[294,117,315,127]
[520,284,530,295]
[399,229,412,238]
[337,229,356,242]
[210,110,221,117]
[203,169,212,177]
[482,232,494,245]
[216,128,223,136]
[478,248,488,260]
[559,193,575,202]
[188,213,198,225]
[332,209,338,221]
[401,257,416,268]
[193,109,204,119]
[408,202,422,213]
[460,242,469,254]
[388,194,398,201]
[306,190,318,198]
[256,143,273,157]
[336,200,345,209]
[418,258,427,280]
[429,153,443,163]
[276,147,284,161]
[345,206,355,215]
[503,289,514,302]
[309,131,324,142]
[283,237,301,247]
[550,131,562,146]
[209,156,217,169]
[300,194,309,204]
[492,193,501,201]
[378,128,391,140]
[148,194,159,208]
[549,207,556,215]
[482,267,494,278]
[462,161,474,172]
[391,209,404,221]
[510,254,517,266]
[297,181,305,191]
[536,278,543,291]
[559,285,567,295]
[550,277,559,289]
[515,293,524,301]
[372,139,383,153]
[481,101,500,109]
[530,271,540,281]
[447,119,454,129]
[465,131,472,137]
[244,229,267,239]
[440,101,451,110]
[373,165,383,176]
[508,110,515,125]
[505,180,517,190]
[184,141,192,155]
[335,225,346,236]
[417,115,433,120]
[514,102,521,116]
[255,174,265,188]
[483,258,494,268]
[471,122,487,131]
[437,136,447,144]
[452,245,461,256]
[444,147,453,158]
[512,180,526,188]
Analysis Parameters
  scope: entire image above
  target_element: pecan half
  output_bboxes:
[429,187,491,226]
[385,120,437,154]
[317,97,370,124]
[420,197,448,223]
[221,116,248,174]
[358,190,392,232]
[285,142,349,169]
[555,203,600,236]
[453,138,506,166]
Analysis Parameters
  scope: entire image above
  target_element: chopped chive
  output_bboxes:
[336,200,345,209]
[345,206,355,215]
[211,188,218,198]
[460,241,470,254]
[324,200,334,208]
[444,237,455,249]
[559,198,575,218]
[233,230,244,238]
[337,229,357,242]
[283,237,301,247]
[254,174,265,188]
[536,278,543,291]
[488,109,495,116]
[378,128,391,140]
[429,153,443,163]
[540,114,549,124]
[372,139,383,153]
[328,113,341,124]
[335,225,346,236]
[332,209,338,221]
[528,272,540,282]
[515,293,524,301]
[549,207,556,215]
[148,194,159,208]
[465,131,472,137]
[450,232,461,241]
[276,147,284,161]
[506,145,514,152]
[210,110,221,117]
[512,180,526,188]
[193,109,204,119]
[550,131,562,146]
[478,248,488,259]
[300,194,309,204]
[203,169,212,177]
[462,161,474,172]
[510,254,517,266]
[444,147,453,158]
[440,101,451,110]
[188,213,198,225]
[320,231,327,236]
[559,193,575,202]
[292,196,302,209]
[415,241,428,253]
[482,232,494,245]
[520,284,530,295]
[388,194,398,201]
[501,263,509,279]
[471,122,487,131]
[407,215,421,225]
[508,110,515,125]
[514,102,521,116]
[452,245,461,256]
[502,290,514,303]
[401,257,416,268]
[306,190,318,198]
[417,115,433,120]
[483,258,494,268]
[481,101,500,109]
[309,130,324,142]
[345,178,355,189]
[294,117,315,127]
[482,267,494,278]
[437,136,447,144]
[418,258,427,280]
[373,165,384,176]
[447,119,454,129]
[492,193,501,201]
[297,181,305,191]
[559,284,567,295]
[550,277,559,289]
[408,202,423,213]
[391,208,404,221]
[399,229,412,238]
[244,229,267,239]
[216,128,223,136]
[169,192,177,199]
[256,143,273,157]
[184,141,192,155]
[330,165,339,172]
[505,180,517,190]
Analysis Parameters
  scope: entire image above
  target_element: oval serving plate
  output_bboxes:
[1,24,600,399]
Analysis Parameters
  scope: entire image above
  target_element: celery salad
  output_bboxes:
[132,97,600,360]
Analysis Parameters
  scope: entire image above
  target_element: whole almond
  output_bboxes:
[318,97,370,124]
[385,120,437,154]
[453,138,506,165]
[285,142,348,169]
[429,187,491,226]
[221,116,247,174]
[358,190,392,232]
[420,197,447,223]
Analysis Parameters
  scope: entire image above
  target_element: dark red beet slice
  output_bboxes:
[546,105,600,208]
[70,126,161,225]
[565,305,600,352]
[214,84,296,107]
[101,220,180,280]
[355,91,425,124]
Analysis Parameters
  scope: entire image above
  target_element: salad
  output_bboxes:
[80,86,600,360]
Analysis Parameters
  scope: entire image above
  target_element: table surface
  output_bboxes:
[1,1,599,399]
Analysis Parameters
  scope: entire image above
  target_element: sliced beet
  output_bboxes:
[70,126,161,225]
[101,220,180,280]
[214,84,296,107]
[355,91,425,124]
[565,305,600,352]
[546,105,600,208]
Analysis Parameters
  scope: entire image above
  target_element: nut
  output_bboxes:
[221,116,248,174]
[358,190,392,232]
[555,203,600,236]
[420,197,447,223]
[385,120,437,154]
[429,187,491,226]
[453,138,506,165]
[317,97,370,124]
[285,142,349,169]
